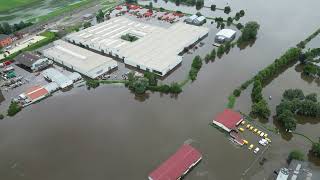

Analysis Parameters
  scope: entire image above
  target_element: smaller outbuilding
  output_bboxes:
[18,85,50,106]
[184,14,198,24]
[15,52,52,72]
[0,34,12,48]
[215,29,237,43]
[82,13,93,20]
[193,16,206,26]
[42,68,73,89]
[212,109,243,133]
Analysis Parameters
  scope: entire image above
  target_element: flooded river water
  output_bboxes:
[0,0,320,179]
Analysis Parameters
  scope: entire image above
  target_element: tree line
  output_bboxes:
[0,21,33,35]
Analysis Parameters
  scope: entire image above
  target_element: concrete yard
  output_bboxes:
[42,40,118,79]
[66,16,209,76]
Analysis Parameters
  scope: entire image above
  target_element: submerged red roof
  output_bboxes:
[26,86,49,101]
[213,109,243,132]
[149,144,202,180]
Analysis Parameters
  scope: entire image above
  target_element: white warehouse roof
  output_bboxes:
[43,40,118,79]
[42,68,73,89]
[216,29,237,39]
[66,16,209,76]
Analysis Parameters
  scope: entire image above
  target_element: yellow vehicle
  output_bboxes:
[243,140,248,145]
[246,124,251,129]
[248,144,254,150]
[264,134,268,138]
[265,138,271,143]
[253,128,258,133]
[238,128,245,132]
[241,121,246,125]
[257,130,261,135]
[249,126,254,131]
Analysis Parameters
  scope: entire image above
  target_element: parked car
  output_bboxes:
[259,139,268,146]
[254,147,260,154]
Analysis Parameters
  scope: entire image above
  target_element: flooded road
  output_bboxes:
[1,0,320,179]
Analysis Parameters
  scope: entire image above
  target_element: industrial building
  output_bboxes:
[215,29,237,43]
[148,144,202,180]
[15,52,52,72]
[66,16,209,76]
[18,86,50,106]
[0,34,12,48]
[184,15,206,26]
[43,40,118,79]
[276,160,314,180]
[42,68,74,89]
[212,109,243,133]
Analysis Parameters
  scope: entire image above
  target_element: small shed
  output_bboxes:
[212,109,243,132]
[193,16,206,26]
[215,29,237,43]
[184,14,198,24]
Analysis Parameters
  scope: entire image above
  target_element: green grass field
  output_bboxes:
[0,0,42,13]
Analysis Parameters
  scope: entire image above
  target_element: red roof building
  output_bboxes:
[25,86,49,102]
[212,109,243,132]
[148,144,202,180]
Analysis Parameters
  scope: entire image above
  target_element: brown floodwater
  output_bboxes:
[1,0,320,179]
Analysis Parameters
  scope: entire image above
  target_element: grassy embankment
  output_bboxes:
[0,0,42,13]
[0,31,57,63]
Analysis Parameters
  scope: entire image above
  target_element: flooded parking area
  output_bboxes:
[0,0,320,179]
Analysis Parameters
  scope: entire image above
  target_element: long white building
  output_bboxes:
[66,16,209,76]
[43,40,118,79]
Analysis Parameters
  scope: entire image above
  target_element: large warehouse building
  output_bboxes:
[43,40,118,79]
[66,16,209,76]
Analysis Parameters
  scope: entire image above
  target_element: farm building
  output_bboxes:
[215,29,237,43]
[43,40,118,79]
[15,52,52,72]
[148,144,202,180]
[66,16,209,76]
[41,68,74,89]
[212,109,243,132]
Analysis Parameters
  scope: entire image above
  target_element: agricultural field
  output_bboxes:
[0,0,42,13]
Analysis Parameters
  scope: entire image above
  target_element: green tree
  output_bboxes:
[210,4,216,11]
[311,142,320,158]
[2,22,12,34]
[234,13,240,21]
[144,72,158,86]
[83,22,92,29]
[217,45,225,58]
[132,77,149,94]
[236,23,243,30]
[225,41,231,54]
[233,89,241,97]
[96,9,105,23]
[170,82,182,94]
[0,114,4,119]
[277,109,296,132]
[283,89,304,101]
[224,6,231,14]
[288,150,304,162]
[251,99,270,119]
[239,10,245,17]
[149,2,153,10]
[195,0,204,10]
[238,21,260,43]
[175,0,181,6]
[7,102,21,117]
[0,24,4,34]
[204,54,211,63]
[210,49,216,60]
[303,63,318,76]
[251,79,263,103]
[305,93,318,102]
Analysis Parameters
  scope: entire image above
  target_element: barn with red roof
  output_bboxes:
[25,86,49,102]
[148,144,202,180]
[212,109,243,132]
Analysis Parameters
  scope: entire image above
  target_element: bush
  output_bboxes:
[217,45,225,58]
[251,99,271,119]
[7,102,22,117]
[283,89,305,101]
[239,10,245,17]
[238,21,260,43]
[189,56,202,81]
[251,79,263,103]
[227,95,236,108]
[86,79,100,89]
[144,72,158,86]
[224,6,231,14]
[170,82,182,94]
[0,114,4,119]
[210,4,216,11]
[311,142,320,158]
[305,93,317,102]
[288,150,304,162]
[233,89,241,97]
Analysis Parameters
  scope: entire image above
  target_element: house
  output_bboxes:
[276,160,314,180]
[215,29,237,43]
[193,16,206,26]
[148,144,202,180]
[0,34,13,48]
[15,52,52,72]
[212,109,243,132]
[184,14,198,24]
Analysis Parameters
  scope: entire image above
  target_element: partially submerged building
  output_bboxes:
[276,160,313,180]
[185,15,206,26]
[215,29,237,43]
[212,109,243,133]
[43,40,118,79]
[148,144,202,180]
[0,34,12,48]
[19,86,50,106]
[15,52,52,72]
[66,16,209,76]
[42,68,74,89]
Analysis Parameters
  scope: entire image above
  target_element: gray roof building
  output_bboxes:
[276,160,313,180]
[15,52,52,71]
